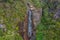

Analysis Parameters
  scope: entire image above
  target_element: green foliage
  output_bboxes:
[36,0,60,40]
[0,0,26,40]
[0,0,60,40]
[36,23,44,40]
[41,1,60,40]
[30,0,42,8]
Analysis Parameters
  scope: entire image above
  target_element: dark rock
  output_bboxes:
[54,8,60,19]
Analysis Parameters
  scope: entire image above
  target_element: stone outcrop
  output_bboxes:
[17,3,42,40]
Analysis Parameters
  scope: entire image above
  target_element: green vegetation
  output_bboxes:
[0,0,26,40]
[0,0,60,40]
[36,0,60,40]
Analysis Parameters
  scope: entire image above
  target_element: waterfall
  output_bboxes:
[28,10,33,40]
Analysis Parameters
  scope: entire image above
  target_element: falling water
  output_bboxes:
[28,10,33,40]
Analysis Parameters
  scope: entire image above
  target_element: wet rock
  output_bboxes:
[27,3,42,26]
[17,3,42,40]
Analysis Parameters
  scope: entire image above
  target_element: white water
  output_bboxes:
[28,10,33,38]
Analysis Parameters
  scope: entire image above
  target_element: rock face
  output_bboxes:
[29,4,42,40]
[18,15,29,40]
[27,3,42,26]
[32,8,42,26]
[54,8,60,19]
[17,3,42,40]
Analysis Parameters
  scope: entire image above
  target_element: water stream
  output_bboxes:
[28,10,33,40]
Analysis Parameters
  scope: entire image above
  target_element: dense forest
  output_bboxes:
[0,0,60,40]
